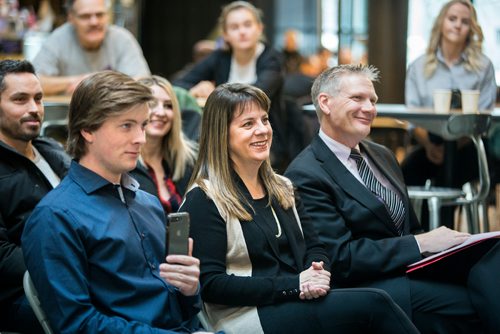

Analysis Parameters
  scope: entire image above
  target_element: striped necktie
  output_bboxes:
[350,148,405,235]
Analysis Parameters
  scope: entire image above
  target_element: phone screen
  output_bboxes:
[166,212,190,256]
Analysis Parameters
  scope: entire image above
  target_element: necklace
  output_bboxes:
[270,206,282,238]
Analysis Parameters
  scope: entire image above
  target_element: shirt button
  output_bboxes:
[141,233,145,239]
[149,262,156,270]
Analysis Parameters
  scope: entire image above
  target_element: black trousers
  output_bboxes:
[403,240,499,334]
[258,288,419,334]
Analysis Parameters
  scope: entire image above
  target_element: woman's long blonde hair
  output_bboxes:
[138,76,197,181]
[425,0,484,78]
[189,83,293,221]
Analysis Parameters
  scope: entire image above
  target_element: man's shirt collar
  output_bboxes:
[69,160,140,194]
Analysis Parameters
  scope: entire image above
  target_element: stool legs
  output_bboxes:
[428,197,441,230]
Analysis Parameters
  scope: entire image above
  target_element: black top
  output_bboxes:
[250,195,296,270]
[0,137,70,308]
[173,46,290,168]
[182,175,330,307]
[130,160,193,212]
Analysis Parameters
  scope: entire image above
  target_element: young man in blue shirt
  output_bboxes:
[22,71,209,333]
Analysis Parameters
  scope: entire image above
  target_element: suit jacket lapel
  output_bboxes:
[215,52,232,85]
[273,199,304,271]
[235,176,300,271]
[251,201,301,272]
[311,136,396,230]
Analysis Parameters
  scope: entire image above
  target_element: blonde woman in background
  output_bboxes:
[131,76,197,213]
[403,0,496,228]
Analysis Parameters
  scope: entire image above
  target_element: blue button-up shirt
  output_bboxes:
[22,161,201,334]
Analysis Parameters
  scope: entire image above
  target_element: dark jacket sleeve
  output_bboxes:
[294,191,330,271]
[172,51,220,90]
[0,213,26,288]
[285,148,422,286]
[173,46,284,101]
[0,137,69,306]
[254,47,284,100]
[183,187,301,307]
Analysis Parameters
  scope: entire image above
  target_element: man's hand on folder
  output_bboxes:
[415,226,471,255]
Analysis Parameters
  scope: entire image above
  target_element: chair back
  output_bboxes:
[23,271,54,334]
[197,309,215,332]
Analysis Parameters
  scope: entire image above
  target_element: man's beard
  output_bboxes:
[0,110,41,143]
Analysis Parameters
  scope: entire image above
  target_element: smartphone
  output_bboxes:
[166,212,190,256]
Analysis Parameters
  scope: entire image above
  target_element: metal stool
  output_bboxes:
[407,114,491,232]
[408,135,490,232]
[409,183,464,230]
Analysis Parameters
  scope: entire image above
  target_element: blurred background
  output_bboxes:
[2,0,500,104]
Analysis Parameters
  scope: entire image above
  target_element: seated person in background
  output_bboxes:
[285,64,500,333]
[174,1,288,171]
[281,29,313,106]
[32,0,150,95]
[0,59,70,333]
[181,83,419,334]
[299,47,332,78]
[130,75,197,214]
[22,71,207,333]
[170,39,217,83]
[403,0,496,227]
[173,85,203,117]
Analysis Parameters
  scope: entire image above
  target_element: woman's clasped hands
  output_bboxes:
[299,261,331,300]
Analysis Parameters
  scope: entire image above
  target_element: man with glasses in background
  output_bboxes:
[32,0,150,96]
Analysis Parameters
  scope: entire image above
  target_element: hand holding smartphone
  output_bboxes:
[166,212,190,256]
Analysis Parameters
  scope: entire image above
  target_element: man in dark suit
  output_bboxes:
[285,64,500,334]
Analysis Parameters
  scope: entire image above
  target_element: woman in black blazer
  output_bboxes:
[180,83,418,334]
[174,1,288,171]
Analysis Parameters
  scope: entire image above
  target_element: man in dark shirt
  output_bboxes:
[0,59,70,333]
[22,71,209,333]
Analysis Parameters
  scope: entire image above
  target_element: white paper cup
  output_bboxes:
[461,90,480,114]
[433,89,452,113]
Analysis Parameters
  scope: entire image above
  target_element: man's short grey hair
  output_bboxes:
[65,0,111,13]
[311,64,380,120]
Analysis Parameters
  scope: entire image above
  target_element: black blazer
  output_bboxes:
[285,135,424,314]
[182,176,329,307]
[173,45,283,104]
[0,137,70,308]
[173,46,289,162]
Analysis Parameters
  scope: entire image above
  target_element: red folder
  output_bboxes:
[406,231,500,276]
